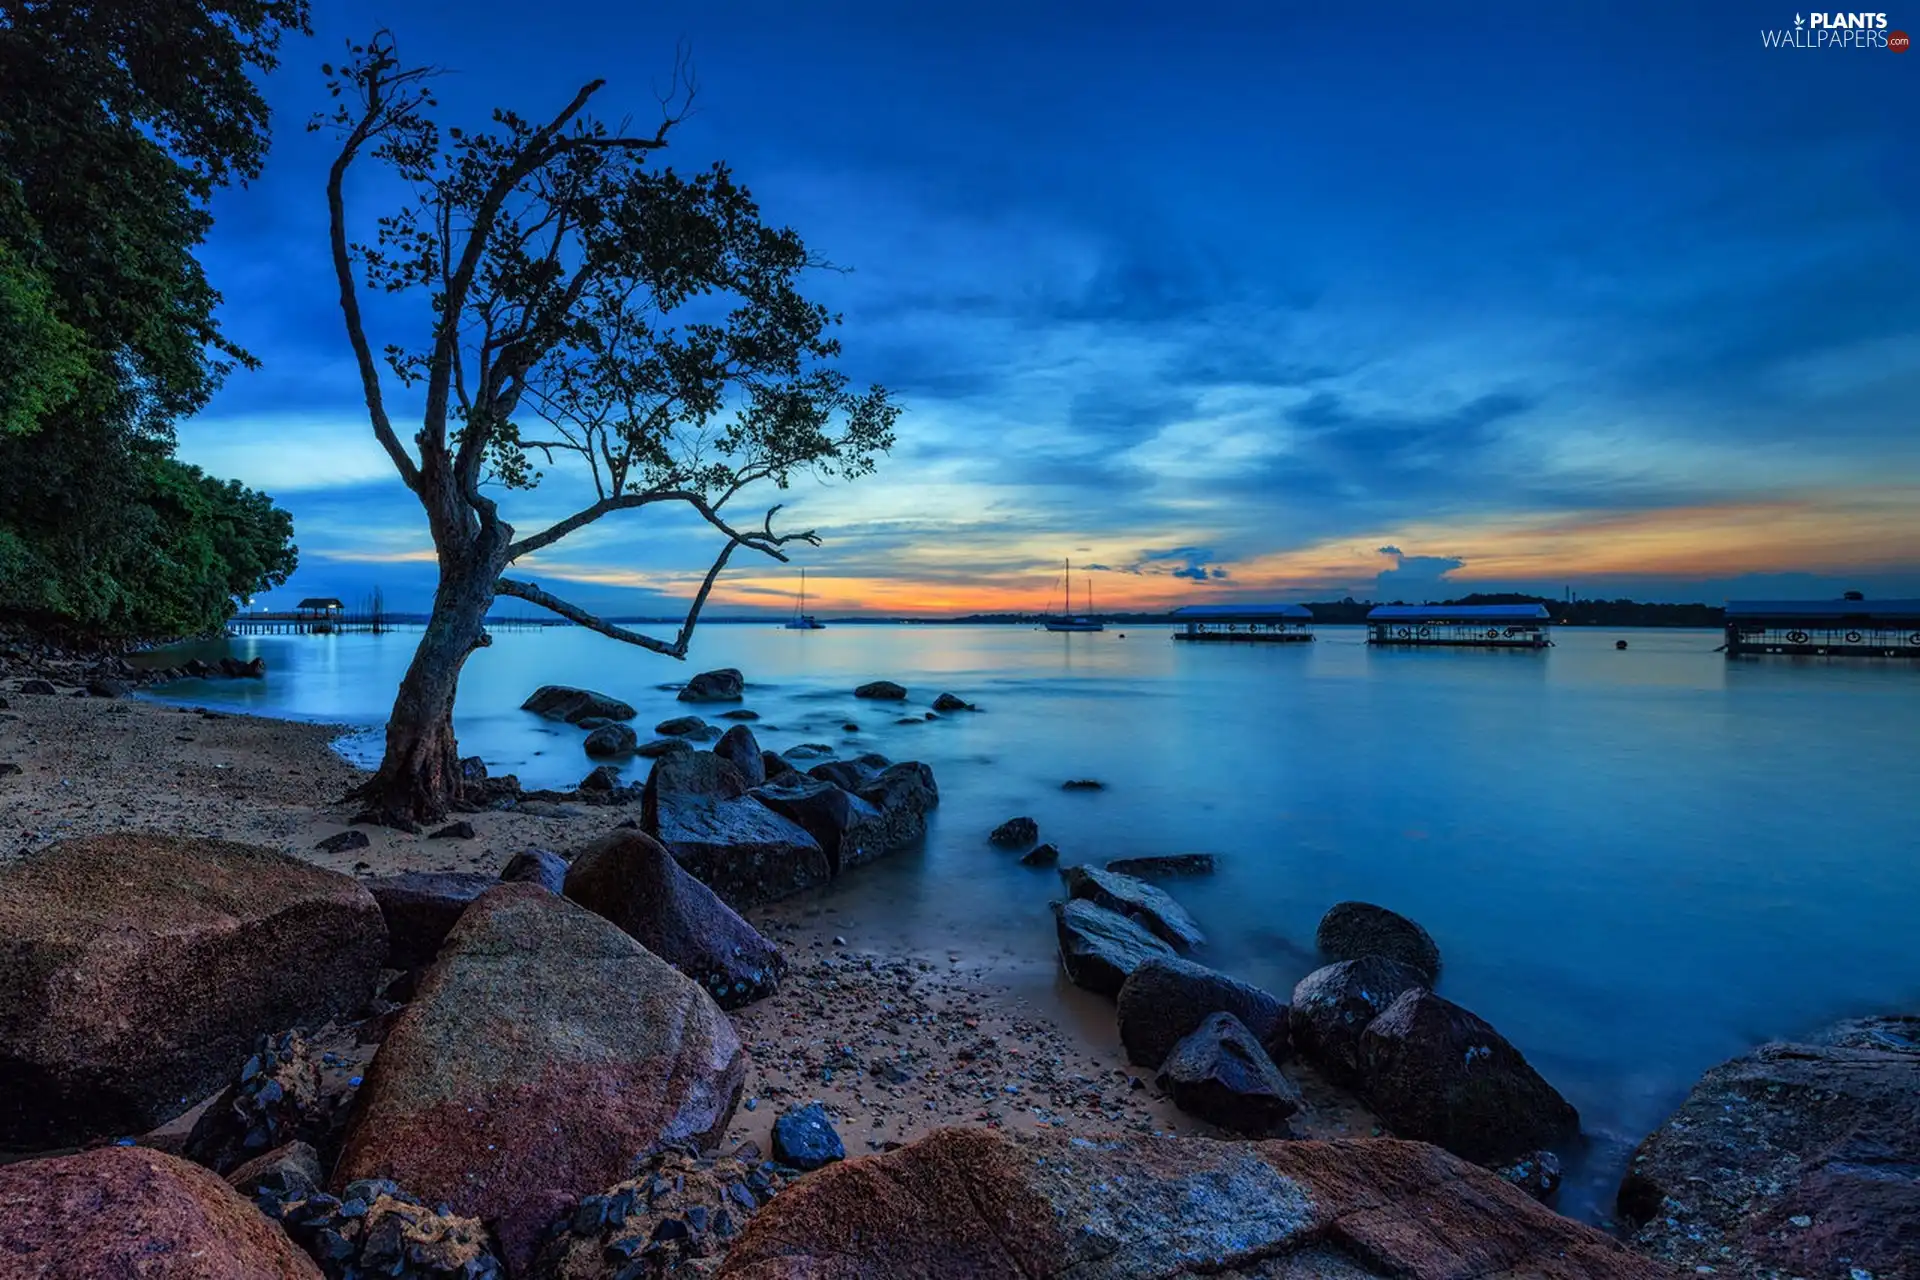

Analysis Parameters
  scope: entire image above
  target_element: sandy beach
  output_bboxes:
[0,685,1376,1160]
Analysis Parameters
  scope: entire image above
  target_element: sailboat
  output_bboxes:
[784,567,826,630]
[1044,558,1105,632]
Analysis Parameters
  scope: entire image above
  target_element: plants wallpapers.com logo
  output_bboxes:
[1761,11,1910,48]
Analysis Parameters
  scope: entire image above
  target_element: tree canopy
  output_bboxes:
[0,0,307,641]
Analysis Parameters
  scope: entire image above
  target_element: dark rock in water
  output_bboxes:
[721,708,760,720]
[332,885,745,1274]
[1118,955,1289,1069]
[772,1102,846,1172]
[678,667,745,703]
[0,834,384,1148]
[1287,956,1429,1086]
[715,724,767,786]
[1020,842,1060,867]
[226,1139,324,1202]
[807,758,874,791]
[564,828,787,1010]
[583,721,638,758]
[429,820,475,840]
[1107,853,1216,877]
[656,714,708,736]
[1061,778,1105,790]
[500,848,568,894]
[316,829,370,854]
[851,761,939,861]
[87,677,130,698]
[1359,987,1579,1164]
[931,691,975,712]
[636,736,693,759]
[1617,1014,1920,1280]
[0,1146,327,1278]
[1052,898,1176,997]
[365,871,494,971]
[644,750,829,909]
[184,1030,331,1175]
[521,684,636,724]
[574,715,611,730]
[1059,864,1205,950]
[752,777,886,876]
[714,1127,1673,1280]
[1316,900,1442,981]
[853,680,907,700]
[528,1145,791,1278]
[17,677,58,695]
[578,763,624,793]
[1495,1149,1564,1203]
[257,1176,503,1278]
[1156,1011,1302,1136]
[456,755,488,785]
[894,716,921,726]
[784,742,836,761]
[761,749,799,782]
[989,816,1038,848]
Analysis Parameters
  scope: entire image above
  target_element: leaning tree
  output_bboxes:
[319,34,897,822]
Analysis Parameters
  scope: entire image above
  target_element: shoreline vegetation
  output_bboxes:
[5,647,1915,1277]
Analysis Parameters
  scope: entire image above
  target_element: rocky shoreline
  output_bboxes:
[3,663,1914,1278]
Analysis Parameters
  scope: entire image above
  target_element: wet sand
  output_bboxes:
[1,685,1374,1153]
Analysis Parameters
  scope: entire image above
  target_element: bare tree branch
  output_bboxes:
[494,576,690,655]
[505,489,816,562]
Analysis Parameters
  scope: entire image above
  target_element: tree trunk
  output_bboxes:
[353,551,500,824]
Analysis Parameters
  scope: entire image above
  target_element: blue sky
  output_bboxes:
[180,0,1920,615]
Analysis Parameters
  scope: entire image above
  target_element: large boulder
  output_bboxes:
[643,750,829,909]
[807,759,874,791]
[712,1127,1673,1279]
[0,1146,322,1278]
[931,691,975,712]
[1358,988,1579,1164]
[1117,956,1288,1068]
[851,761,938,861]
[678,667,745,703]
[563,828,787,1009]
[1059,864,1205,950]
[714,723,767,786]
[752,776,888,875]
[500,848,569,894]
[853,680,907,700]
[656,714,708,736]
[521,685,636,724]
[1287,956,1429,1087]
[364,871,494,970]
[0,834,385,1148]
[1052,899,1176,997]
[1617,1015,1920,1280]
[583,722,638,758]
[1316,901,1441,981]
[333,884,745,1274]
[1155,1011,1303,1136]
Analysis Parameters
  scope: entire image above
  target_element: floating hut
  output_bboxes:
[1723,599,1920,659]
[1366,603,1552,648]
[1169,603,1315,643]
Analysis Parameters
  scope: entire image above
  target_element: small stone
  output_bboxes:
[430,820,477,840]
[989,816,1038,848]
[772,1102,845,1171]
[1061,779,1105,790]
[1020,843,1060,867]
[316,830,371,854]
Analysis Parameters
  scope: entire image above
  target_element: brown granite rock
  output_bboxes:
[0,1145,322,1278]
[0,833,386,1147]
[332,883,745,1274]
[1618,1015,1920,1280]
[713,1127,1673,1279]
[564,828,787,1009]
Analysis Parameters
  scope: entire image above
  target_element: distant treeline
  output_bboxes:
[946,594,1728,627]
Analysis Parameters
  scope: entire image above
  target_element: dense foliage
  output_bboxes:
[0,0,308,641]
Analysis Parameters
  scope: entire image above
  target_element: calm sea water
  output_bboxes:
[144,622,1920,1220]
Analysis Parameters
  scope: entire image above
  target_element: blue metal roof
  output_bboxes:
[1726,599,1920,620]
[1170,603,1312,620]
[1367,604,1550,621]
